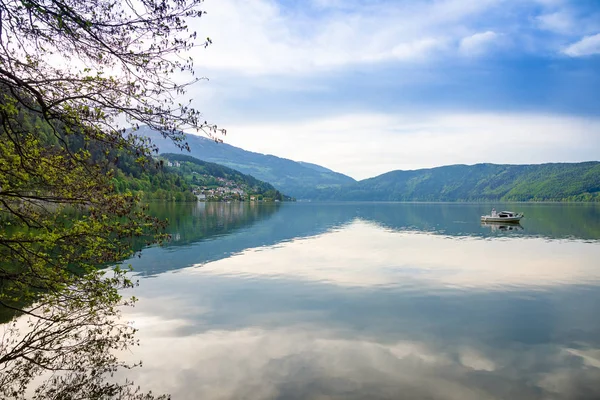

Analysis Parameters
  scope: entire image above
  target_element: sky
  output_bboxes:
[184,0,600,180]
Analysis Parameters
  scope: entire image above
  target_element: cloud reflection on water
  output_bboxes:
[122,325,600,400]
[188,220,600,290]
[119,217,600,399]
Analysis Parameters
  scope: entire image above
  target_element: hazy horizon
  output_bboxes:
[180,129,599,181]
[179,0,600,180]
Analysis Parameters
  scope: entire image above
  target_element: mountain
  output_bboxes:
[309,162,600,202]
[160,153,292,201]
[136,126,356,198]
[296,161,337,174]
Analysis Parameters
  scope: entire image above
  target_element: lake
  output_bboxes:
[121,202,600,399]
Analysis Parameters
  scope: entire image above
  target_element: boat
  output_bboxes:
[480,209,523,223]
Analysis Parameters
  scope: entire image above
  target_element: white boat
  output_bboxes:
[480,209,523,223]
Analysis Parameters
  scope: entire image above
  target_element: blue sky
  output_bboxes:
[185,0,600,179]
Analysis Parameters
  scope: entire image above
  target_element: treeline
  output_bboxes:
[307,162,600,202]
[110,151,195,202]
[111,167,196,202]
[14,108,196,202]
[161,153,292,201]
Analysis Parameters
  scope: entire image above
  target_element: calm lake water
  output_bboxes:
[121,202,600,400]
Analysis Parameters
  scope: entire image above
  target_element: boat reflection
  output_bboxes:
[481,221,523,232]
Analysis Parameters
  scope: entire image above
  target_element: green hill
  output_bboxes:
[160,153,292,201]
[110,153,196,202]
[136,126,356,198]
[309,162,600,202]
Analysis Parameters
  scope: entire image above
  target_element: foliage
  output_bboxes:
[0,90,172,399]
[0,0,213,397]
[161,153,290,200]
[0,270,168,400]
[111,154,197,202]
[308,162,600,202]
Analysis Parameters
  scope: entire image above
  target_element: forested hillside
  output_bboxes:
[309,162,600,201]
[161,153,292,201]
[11,107,196,201]
[110,152,196,202]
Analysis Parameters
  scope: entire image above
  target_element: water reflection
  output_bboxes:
[129,202,600,276]
[148,201,283,246]
[128,202,356,276]
[127,203,600,275]
[124,326,600,400]
[352,202,600,240]
[120,203,600,399]
[181,220,600,289]
[481,222,523,232]
[158,202,600,246]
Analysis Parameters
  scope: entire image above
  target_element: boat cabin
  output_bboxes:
[481,209,524,223]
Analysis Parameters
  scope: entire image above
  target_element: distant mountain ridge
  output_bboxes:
[137,127,600,202]
[136,126,356,198]
[296,161,337,174]
[309,162,600,202]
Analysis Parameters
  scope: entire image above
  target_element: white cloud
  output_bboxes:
[387,38,448,61]
[208,112,600,180]
[310,0,347,10]
[459,31,499,56]
[563,33,600,57]
[181,0,600,75]
[175,1,600,178]
[192,0,502,74]
[536,11,574,34]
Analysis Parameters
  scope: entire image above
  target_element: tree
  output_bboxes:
[0,0,218,397]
